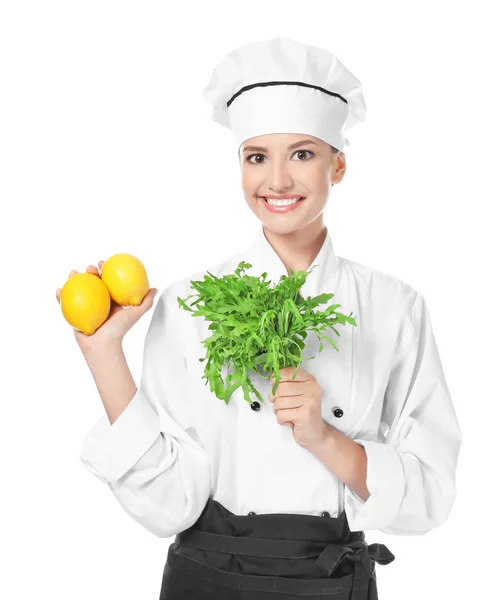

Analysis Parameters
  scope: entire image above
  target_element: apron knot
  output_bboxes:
[315,540,395,599]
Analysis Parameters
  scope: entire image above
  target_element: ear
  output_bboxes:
[332,151,347,185]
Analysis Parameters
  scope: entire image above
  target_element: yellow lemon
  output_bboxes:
[101,253,149,307]
[60,273,111,336]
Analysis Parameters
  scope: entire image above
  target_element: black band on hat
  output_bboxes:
[227,81,348,108]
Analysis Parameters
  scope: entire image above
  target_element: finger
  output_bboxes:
[271,382,304,399]
[123,289,155,323]
[144,288,158,304]
[277,407,297,425]
[86,265,99,275]
[279,367,308,381]
[123,289,149,310]
[137,288,158,309]
[55,288,61,302]
[98,260,104,268]
[68,269,77,278]
[277,419,294,427]
[274,398,303,415]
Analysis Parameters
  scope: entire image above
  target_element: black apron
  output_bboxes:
[159,497,395,599]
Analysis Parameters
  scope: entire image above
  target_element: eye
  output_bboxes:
[292,149,313,160]
[247,153,266,164]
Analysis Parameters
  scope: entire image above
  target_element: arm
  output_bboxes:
[79,286,211,538]
[344,292,462,534]
[82,343,137,426]
[309,426,370,501]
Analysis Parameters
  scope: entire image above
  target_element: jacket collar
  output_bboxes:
[241,225,340,299]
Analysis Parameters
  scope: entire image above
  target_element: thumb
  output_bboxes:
[146,288,159,306]
[132,288,158,315]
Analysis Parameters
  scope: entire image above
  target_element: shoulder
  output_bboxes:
[338,254,420,309]
[337,255,424,349]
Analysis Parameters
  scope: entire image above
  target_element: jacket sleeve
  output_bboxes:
[79,284,212,538]
[344,292,462,535]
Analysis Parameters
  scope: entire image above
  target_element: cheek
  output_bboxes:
[301,164,329,192]
[241,165,259,189]
[241,169,262,207]
[304,194,329,218]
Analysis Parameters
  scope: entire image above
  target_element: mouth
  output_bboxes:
[260,196,306,205]
[259,196,306,213]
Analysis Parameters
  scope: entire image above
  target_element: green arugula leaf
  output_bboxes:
[177,261,357,406]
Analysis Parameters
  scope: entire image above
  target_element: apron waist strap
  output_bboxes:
[176,528,331,559]
[176,529,395,568]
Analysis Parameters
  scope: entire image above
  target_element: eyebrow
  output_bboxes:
[241,139,319,153]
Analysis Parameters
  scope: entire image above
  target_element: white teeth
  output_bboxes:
[265,197,301,206]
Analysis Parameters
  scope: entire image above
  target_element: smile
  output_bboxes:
[259,196,306,213]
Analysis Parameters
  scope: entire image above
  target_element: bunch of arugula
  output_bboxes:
[177,260,357,407]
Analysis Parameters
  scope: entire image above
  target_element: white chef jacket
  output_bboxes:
[80,225,462,539]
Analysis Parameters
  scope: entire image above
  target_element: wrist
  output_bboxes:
[81,339,123,361]
[309,422,336,455]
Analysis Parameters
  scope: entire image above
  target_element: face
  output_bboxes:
[239,133,346,235]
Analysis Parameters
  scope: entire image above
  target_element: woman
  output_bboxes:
[71,38,462,599]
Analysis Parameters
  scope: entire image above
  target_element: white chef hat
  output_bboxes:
[202,37,366,153]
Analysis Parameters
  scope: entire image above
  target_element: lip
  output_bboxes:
[259,196,306,213]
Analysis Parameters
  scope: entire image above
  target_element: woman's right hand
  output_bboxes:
[55,260,158,354]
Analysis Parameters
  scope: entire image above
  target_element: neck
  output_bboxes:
[262,218,327,275]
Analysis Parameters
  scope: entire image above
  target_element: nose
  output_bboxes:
[268,160,294,192]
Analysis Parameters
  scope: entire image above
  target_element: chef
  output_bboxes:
[79,37,463,599]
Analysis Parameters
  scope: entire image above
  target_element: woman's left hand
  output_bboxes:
[269,366,330,451]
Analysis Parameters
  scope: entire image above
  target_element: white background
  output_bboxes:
[1,1,499,598]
